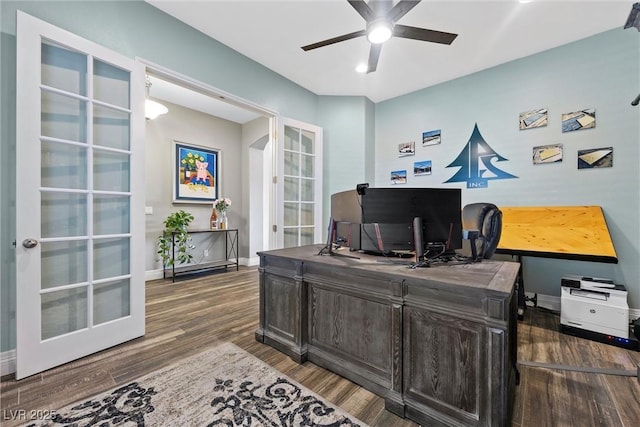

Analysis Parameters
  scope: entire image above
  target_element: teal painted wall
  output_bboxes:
[317,95,371,231]
[375,28,640,308]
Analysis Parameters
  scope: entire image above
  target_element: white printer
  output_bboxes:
[560,275,629,339]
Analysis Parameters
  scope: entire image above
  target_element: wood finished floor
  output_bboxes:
[1,267,639,427]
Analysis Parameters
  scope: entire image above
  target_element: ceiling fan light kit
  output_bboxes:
[367,19,393,44]
[301,0,458,73]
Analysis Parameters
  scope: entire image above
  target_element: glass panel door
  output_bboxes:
[16,12,145,379]
[276,118,323,248]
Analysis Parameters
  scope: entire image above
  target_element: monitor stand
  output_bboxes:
[317,217,359,259]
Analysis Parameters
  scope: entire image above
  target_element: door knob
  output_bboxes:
[22,238,38,248]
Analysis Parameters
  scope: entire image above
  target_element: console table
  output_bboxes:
[256,245,519,426]
[163,229,238,282]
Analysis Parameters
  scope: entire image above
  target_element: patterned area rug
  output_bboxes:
[24,342,367,426]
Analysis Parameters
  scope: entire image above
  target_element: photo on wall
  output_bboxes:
[422,129,441,146]
[414,160,432,175]
[391,170,407,184]
[562,108,596,132]
[578,147,613,169]
[532,143,563,164]
[398,141,415,157]
[519,108,548,130]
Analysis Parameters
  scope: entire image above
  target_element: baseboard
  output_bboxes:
[242,256,260,267]
[145,269,164,281]
[1,349,16,376]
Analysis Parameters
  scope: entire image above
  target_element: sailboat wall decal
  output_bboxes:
[444,123,518,188]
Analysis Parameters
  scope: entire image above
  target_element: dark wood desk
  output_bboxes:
[256,245,519,426]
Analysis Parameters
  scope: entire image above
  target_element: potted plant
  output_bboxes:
[157,210,195,267]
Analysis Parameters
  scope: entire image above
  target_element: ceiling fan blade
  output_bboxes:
[348,0,375,22]
[367,43,382,73]
[301,30,366,51]
[394,24,458,45]
[387,0,421,23]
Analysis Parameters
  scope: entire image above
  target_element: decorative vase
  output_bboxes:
[210,207,218,230]
[218,210,228,230]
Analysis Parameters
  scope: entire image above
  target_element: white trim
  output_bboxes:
[242,256,260,267]
[145,269,164,281]
[136,58,277,119]
[1,350,16,376]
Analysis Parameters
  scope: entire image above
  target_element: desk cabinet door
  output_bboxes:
[403,307,507,426]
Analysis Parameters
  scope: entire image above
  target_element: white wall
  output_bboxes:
[144,100,243,272]
[242,116,271,265]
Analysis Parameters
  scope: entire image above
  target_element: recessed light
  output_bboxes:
[355,63,368,73]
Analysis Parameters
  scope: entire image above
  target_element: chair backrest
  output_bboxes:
[461,203,503,259]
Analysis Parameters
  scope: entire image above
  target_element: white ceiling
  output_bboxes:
[147,0,635,105]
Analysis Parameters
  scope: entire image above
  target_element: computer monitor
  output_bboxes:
[330,187,462,255]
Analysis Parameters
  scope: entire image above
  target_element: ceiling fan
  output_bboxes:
[301,0,458,73]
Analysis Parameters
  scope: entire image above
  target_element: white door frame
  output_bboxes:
[138,59,278,259]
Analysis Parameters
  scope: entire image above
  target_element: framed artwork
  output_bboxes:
[578,147,613,169]
[422,129,441,146]
[173,140,220,203]
[519,108,548,130]
[398,141,415,157]
[391,170,407,184]
[414,160,432,175]
[562,108,596,132]
[532,143,563,164]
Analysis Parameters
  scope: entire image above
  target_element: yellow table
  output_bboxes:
[496,206,617,263]
[494,206,617,318]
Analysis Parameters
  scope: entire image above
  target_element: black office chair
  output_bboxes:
[461,202,503,261]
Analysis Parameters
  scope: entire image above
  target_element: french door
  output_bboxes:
[274,118,323,248]
[15,12,145,379]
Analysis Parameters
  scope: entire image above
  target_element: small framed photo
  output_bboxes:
[173,140,220,203]
[519,108,548,130]
[398,141,415,157]
[578,147,612,169]
[533,144,563,164]
[562,109,596,133]
[391,170,407,184]
[422,129,441,146]
[414,160,432,175]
